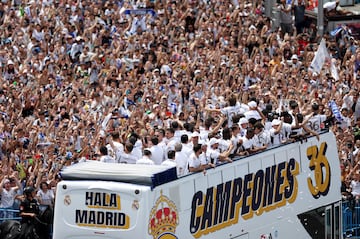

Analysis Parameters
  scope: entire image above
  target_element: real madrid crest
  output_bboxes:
[148,190,179,239]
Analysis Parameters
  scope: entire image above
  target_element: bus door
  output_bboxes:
[325,202,342,239]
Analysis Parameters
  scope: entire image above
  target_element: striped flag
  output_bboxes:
[329,100,343,122]
[330,26,343,36]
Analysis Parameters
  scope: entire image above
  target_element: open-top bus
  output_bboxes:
[53,131,342,239]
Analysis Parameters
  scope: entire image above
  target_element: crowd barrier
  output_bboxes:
[0,208,21,223]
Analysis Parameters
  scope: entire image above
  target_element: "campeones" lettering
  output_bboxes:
[190,158,299,238]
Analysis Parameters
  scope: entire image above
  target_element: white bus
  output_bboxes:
[53,131,342,239]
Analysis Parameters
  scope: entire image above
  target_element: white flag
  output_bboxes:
[330,58,339,81]
[310,39,330,74]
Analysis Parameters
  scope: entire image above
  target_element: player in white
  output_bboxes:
[305,103,327,133]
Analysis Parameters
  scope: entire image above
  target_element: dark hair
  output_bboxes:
[248,117,257,126]
[228,95,237,106]
[171,121,179,129]
[205,118,213,128]
[168,150,176,159]
[166,127,175,135]
[289,100,298,110]
[24,186,35,196]
[181,134,188,143]
[246,127,255,137]
[253,122,264,129]
[312,103,319,111]
[156,128,165,136]
[181,86,190,104]
[231,124,239,132]
[128,136,137,145]
[100,146,108,155]
[222,127,231,140]
[40,182,48,189]
[193,144,202,153]
[151,136,159,145]
[124,142,134,153]
[111,131,120,139]
[144,149,152,156]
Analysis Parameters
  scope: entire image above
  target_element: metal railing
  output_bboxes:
[0,208,21,223]
[343,200,360,238]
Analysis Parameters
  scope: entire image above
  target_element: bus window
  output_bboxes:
[334,203,340,239]
[325,206,332,239]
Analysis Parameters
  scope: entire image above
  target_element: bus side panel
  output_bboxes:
[53,181,152,239]
[151,132,341,239]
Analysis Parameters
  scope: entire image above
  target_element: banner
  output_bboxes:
[123,9,156,17]
[309,38,330,74]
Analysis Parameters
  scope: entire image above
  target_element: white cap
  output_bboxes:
[249,25,256,31]
[271,119,282,126]
[209,138,219,146]
[239,117,249,125]
[191,131,200,138]
[194,69,201,75]
[248,101,257,108]
[291,54,298,60]
[198,139,207,146]
[153,104,159,110]
[7,60,14,65]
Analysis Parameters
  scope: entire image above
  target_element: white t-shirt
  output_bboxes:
[118,152,138,164]
[208,148,221,165]
[242,136,255,151]
[161,159,178,175]
[150,145,165,165]
[254,130,271,147]
[188,153,203,171]
[221,103,245,127]
[306,114,327,133]
[175,151,189,176]
[351,180,360,196]
[0,188,17,208]
[136,156,155,165]
[37,189,54,207]
[99,155,116,163]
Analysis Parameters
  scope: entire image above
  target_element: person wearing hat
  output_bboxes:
[287,54,302,68]
[4,59,18,81]
[19,186,40,236]
[238,117,249,137]
[269,119,283,146]
[244,101,264,121]
[208,137,234,165]
[70,36,84,62]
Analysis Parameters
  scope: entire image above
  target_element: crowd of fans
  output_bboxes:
[0,0,360,220]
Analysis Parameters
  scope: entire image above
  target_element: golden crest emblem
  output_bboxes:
[148,190,179,239]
